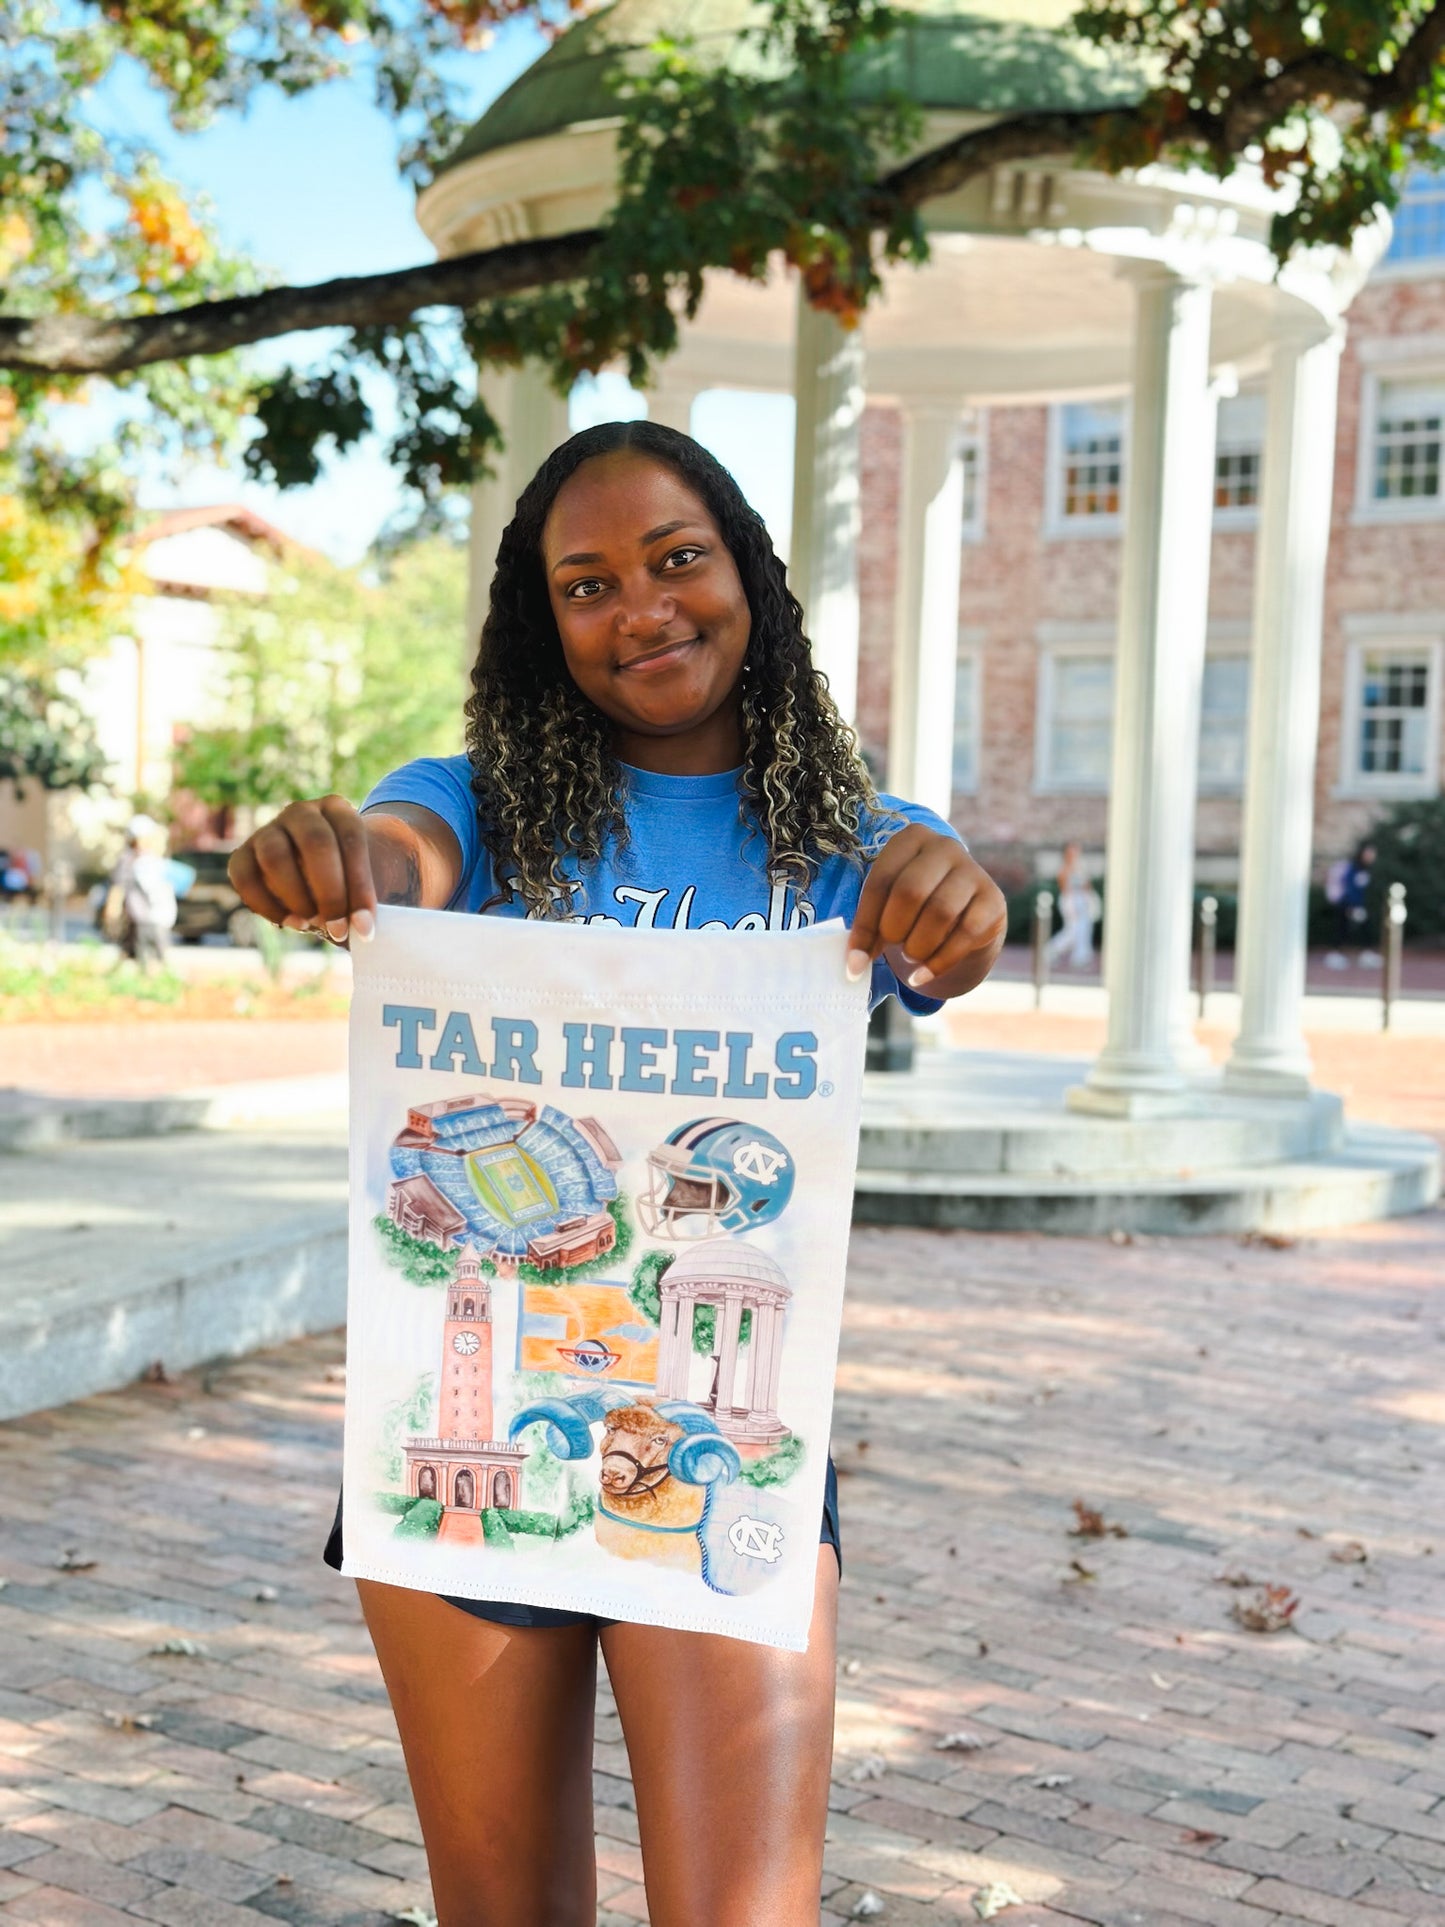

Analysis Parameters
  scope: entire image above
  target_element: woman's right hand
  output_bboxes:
[228,794,377,944]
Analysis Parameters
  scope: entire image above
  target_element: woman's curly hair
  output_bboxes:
[465,418,885,916]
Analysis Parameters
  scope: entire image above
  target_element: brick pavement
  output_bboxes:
[1,1213,1442,1926]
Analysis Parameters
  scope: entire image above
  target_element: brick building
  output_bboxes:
[853,173,1445,888]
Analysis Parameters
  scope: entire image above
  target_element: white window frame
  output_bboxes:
[958,410,987,544]
[1353,342,1445,525]
[1197,629,1253,794]
[1336,624,1443,800]
[1044,399,1128,539]
[1212,389,1265,531]
[1033,624,1116,794]
[951,627,984,797]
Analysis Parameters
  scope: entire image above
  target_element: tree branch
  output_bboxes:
[3,0,1442,380]
[0,228,601,374]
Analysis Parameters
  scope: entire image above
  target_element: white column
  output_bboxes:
[466,364,572,651]
[790,290,864,724]
[889,403,965,817]
[713,1293,744,1414]
[1226,324,1345,1095]
[647,380,698,435]
[1070,268,1220,1117]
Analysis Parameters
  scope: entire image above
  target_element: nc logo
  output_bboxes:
[732,1140,789,1186]
[728,1515,785,1563]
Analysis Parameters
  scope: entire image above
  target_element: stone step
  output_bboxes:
[861,1052,1344,1177]
[853,1122,1440,1236]
[0,1074,347,1152]
[0,1127,347,1423]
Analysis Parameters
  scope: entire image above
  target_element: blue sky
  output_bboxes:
[93,27,793,562]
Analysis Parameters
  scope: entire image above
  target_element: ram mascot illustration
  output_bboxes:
[510,1388,741,1587]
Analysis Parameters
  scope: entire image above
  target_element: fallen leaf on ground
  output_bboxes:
[1213,1567,1256,1588]
[848,1754,887,1781]
[140,1360,170,1384]
[55,1549,96,1572]
[973,1881,1024,1919]
[1031,1772,1074,1789]
[150,1637,207,1657]
[851,1895,886,1920]
[1231,1584,1299,1634]
[1240,1230,1295,1249]
[101,1710,157,1731]
[1181,1827,1223,1845]
[252,1584,280,1602]
[1329,1540,1368,1564]
[1070,1500,1128,1540]
[1149,1672,1173,1690]
[935,1731,987,1752]
[1065,1558,1097,1583]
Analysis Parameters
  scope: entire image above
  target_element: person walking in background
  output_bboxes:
[1046,840,1098,969]
[1325,840,1379,970]
[107,815,177,970]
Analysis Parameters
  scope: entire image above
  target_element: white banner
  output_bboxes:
[341,905,868,1650]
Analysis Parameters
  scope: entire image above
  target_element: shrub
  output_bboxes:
[739,1435,806,1488]
[394,1497,442,1538]
[1362,797,1445,939]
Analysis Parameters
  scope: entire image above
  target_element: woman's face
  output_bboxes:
[541,451,751,765]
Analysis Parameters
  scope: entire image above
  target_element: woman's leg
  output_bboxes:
[600,1547,840,1927]
[357,1581,600,1927]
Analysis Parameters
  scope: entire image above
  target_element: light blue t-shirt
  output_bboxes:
[363,753,960,1012]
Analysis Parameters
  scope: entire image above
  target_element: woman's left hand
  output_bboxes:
[846,825,1008,1000]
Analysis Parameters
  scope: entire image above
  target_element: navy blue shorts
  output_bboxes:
[324,1458,841,1630]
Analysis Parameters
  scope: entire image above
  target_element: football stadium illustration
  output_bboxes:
[386,1093,622,1274]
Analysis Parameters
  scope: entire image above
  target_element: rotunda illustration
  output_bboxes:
[653,1240,792,1448]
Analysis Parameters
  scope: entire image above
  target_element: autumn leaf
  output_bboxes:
[1230,1584,1299,1634]
[1070,1500,1128,1540]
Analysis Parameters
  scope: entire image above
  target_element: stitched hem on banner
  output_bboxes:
[336,1556,811,1652]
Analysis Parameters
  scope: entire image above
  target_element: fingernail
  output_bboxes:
[350,908,375,942]
[324,917,349,943]
[845,948,870,982]
[906,965,934,989]
[283,915,310,931]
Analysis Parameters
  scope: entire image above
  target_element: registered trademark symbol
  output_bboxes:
[818,1079,835,1097]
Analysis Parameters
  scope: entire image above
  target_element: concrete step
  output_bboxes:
[0,1126,347,1422]
[0,1074,347,1152]
[854,1121,1441,1236]
[861,1051,1344,1177]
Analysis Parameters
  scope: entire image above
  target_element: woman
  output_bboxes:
[1045,840,1096,970]
[228,421,1006,1926]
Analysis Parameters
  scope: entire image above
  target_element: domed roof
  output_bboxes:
[439,0,1147,176]
[663,1237,791,1293]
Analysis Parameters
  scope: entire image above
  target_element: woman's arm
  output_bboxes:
[228,794,463,942]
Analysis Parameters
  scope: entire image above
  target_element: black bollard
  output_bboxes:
[1382,882,1406,1031]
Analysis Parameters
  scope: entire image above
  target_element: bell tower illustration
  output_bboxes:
[404,1244,527,1544]
[441,1247,494,1442]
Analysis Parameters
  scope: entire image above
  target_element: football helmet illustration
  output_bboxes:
[639,1118,795,1239]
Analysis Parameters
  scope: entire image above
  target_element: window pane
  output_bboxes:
[1049,656,1113,784]
[1061,402,1125,517]
[1199,656,1250,786]
[1358,650,1433,778]
[1385,174,1445,263]
[959,441,981,528]
[952,655,976,792]
[1373,378,1445,501]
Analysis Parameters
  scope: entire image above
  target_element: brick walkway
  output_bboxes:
[1,1213,1442,1926]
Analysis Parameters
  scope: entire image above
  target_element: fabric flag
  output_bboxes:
[341,904,868,1650]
